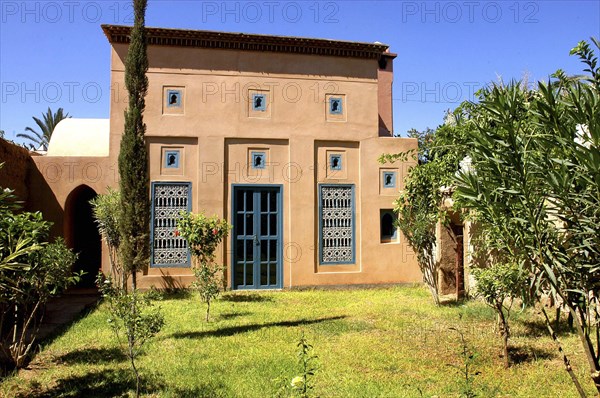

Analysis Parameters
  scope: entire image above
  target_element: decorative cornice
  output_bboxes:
[101,25,395,60]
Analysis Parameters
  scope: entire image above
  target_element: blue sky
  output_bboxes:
[0,0,599,143]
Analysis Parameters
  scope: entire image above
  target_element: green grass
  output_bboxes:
[0,286,594,397]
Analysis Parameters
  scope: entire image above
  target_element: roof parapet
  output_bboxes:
[101,25,394,60]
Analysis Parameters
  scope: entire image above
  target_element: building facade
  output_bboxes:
[27,25,421,290]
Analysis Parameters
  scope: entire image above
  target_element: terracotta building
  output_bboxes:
[25,25,421,290]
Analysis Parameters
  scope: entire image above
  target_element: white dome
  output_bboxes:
[47,119,109,157]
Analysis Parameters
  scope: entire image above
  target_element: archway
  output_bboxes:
[65,185,101,288]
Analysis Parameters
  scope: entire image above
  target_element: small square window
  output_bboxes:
[251,151,266,169]
[164,150,180,169]
[252,94,267,111]
[167,90,182,108]
[329,97,343,115]
[329,154,342,171]
[383,171,396,188]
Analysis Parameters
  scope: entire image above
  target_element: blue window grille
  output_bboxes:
[319,184,355,265]
[167,90,182,107]
[329,97,343,114]
[383,171,396,188]
[329,154,342,171]
[164,150,180,169]
[252,94,267,111]
[251,151,266,169]
[151,182,191,267]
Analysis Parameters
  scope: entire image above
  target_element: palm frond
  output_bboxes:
[19,107,70,150]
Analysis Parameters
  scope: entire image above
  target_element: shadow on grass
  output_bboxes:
[439,298,469,307]
[221,293,274,303]
[16,368,135,398]
[162,382,231,398]
[158,288,193,300]
[56,347,127,365]
[39,297,101,347]
[519,319,574,338]
[171,316,347,339]
[218,311,252,320]
[2,295,103,373]
[15,369,226,398]
[509,345,555,364]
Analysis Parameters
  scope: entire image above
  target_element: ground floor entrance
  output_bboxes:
[232,185,282,289]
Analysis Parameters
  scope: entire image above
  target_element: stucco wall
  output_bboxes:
[113,42,420,289]
[26,36,421,290]
[0,138,32,204]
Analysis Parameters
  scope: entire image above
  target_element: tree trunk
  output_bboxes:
[131,271,137,292]
[422,251,440,305]
[541,307,587,397]
[496,302,510,369]
[567,305,600,394]
[129,335,140,398]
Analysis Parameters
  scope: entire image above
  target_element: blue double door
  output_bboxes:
[232,186,282,289]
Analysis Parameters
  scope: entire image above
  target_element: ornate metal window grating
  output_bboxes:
[319,185,355,264]
[151,182,191,267]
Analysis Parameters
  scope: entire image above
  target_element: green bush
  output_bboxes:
[0,183,79,368]
[176,211,231,321]
[97,273,164,397]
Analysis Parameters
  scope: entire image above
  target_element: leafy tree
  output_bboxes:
[90,189,126,290]
[406,127,435,164]
[0,172,79,368]
[454,38,600,395]
[380,120,469,305]
[0,177,39,294]
[471,262,526,368]
[177,211,231,321]
[97,274,164,398]
[1,238,78,368]
[17,107,70,151]
[118,0,150,290]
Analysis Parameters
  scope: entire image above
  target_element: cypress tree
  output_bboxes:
[118,0,149,290]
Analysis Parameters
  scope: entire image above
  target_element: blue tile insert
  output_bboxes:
[329,97,343,114]
[167,90,182,107]
[252,93,267,111]
[329,154,342,171]
[251,151,266,169]
[383,171,396,188]
[164,150,180,169]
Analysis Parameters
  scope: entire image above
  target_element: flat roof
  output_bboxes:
[101,25,396,60]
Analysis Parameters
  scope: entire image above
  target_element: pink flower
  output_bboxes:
[212,228,218,235]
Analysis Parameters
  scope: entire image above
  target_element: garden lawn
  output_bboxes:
[0,285,593,397]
